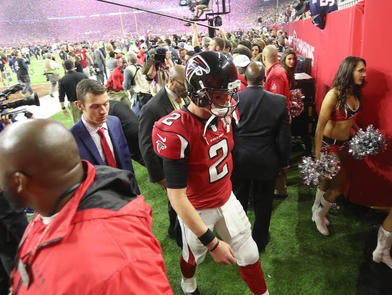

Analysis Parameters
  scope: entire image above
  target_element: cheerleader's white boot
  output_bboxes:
[312,188,330,226]
[372,226,392,269]
[312,196,333,236]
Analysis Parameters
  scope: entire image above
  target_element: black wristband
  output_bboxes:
[209,240,220,252]
[61,106,66,110]
[198,229,215,246]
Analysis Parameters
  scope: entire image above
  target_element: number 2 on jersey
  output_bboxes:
[209,139,229,183]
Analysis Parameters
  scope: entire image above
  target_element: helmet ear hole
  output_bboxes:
[196,88,208,102]
[190,90,210,107]
[197,96,210,107]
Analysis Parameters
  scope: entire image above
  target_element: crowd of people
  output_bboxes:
[0,0,266,47]
[1,4,391,294]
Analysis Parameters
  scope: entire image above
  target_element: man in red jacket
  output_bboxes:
[262,45,291,199]
[0,119,172,295]
[106,57,130,106]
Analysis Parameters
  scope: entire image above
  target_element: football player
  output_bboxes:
[152,51,269,295]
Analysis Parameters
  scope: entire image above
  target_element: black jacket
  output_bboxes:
[0,193,28,257]
[78,164,138,211]
[138,87,175,183]
[108,100,144,165]
[58,70,88,102]
[233,86,291,180]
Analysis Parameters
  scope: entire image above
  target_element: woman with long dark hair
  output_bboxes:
[312,56,366,236]
[251,43,263,61]
[280,48,298,89]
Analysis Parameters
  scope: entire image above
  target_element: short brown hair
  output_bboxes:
[76,79,106,103]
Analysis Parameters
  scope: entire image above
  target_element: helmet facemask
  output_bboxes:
[190,79,240,118]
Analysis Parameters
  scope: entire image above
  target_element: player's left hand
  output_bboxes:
[209,239,236,265]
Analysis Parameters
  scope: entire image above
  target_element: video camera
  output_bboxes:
[147,47,167,65]
[0,84,40,120]
[0,84,24,100]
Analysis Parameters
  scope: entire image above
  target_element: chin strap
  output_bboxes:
[203,114,217,145]
[202,114,232,145]
[223,116,231,133]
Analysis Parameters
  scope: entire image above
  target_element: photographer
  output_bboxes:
[142,46,170,95]
[92,42,107,85]
[123,53,152,116]
[43,53,60,98]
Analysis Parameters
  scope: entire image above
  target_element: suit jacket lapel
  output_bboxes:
[163,88,177,113]
[77,120,105,165]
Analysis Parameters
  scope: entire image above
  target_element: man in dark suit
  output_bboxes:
[138,65,186,240]
[232,61,291,252]
[70,79,140,193]
[58,59,88,123]
[108,100,144,166]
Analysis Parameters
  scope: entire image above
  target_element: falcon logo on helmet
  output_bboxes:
[186,55,211,83]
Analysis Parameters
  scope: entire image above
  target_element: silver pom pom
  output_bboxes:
[318,153,341,180]
[349,125,387,160]
[299,154,341,186]
[289,88,305,118]
[299,156,319,186]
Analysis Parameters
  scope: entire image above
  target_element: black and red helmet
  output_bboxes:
[185,51,240,107]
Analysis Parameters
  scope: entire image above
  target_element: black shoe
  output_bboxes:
[274,193,288,199]
[183,288,200,295]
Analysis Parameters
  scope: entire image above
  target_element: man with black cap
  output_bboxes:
[58,59,88,123]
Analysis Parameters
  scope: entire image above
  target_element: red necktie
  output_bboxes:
[97,128,116,168]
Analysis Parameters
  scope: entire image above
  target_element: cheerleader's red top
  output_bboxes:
[330,101,360,121]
